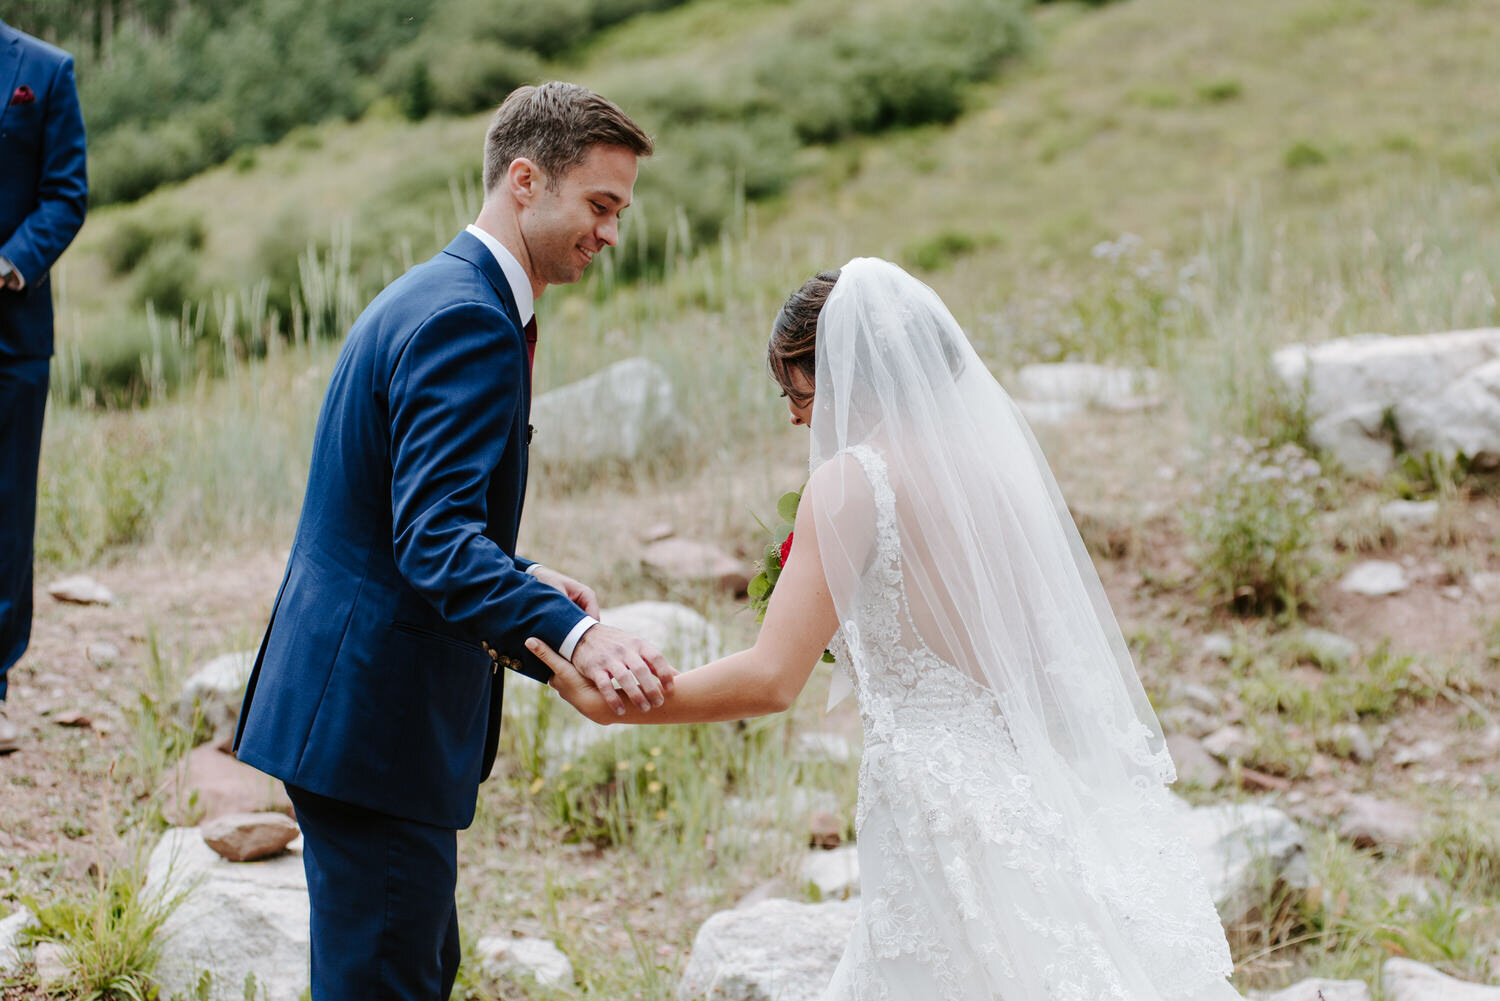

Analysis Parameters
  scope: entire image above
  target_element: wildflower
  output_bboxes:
[529,777,544,794]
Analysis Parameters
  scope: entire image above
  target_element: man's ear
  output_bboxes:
[507,157,541,204]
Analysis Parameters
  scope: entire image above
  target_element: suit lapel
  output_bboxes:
[0,28,22,134]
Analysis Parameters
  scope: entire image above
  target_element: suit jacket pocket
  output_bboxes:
[391,620,482,654]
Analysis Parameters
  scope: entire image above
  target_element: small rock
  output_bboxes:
[1383,874,1440,909]
[1202,725,1253,763]
[1335,794,1424,851]
[1391,739,1444,766]
[808,811,842,849]
[1299,629,1358,668]
[1380,500,1440,530]
[1442,585,1466,601]
[1383,957,1500,1000]
[1166,734,1227,788]
[642,538,751,595]
[1157,705,1218,739]
[0,909,38,975]
[33,941,69,986]
[799,846,860,901]
[52,709,92,728]
[791,733,853,765]
[1329,723,1375,763]
[1471,572,1500,602]
[47,575,114,606]
[1178,797,1309,929]
[1252,977,1372,1001]
[641,522,675,543]
[85,641,122,665]
[201,812,301,862]
[1339,561,1409,597]
[1169,681,1222,715]
[476,935,574,989]
[1200,633,1236,660]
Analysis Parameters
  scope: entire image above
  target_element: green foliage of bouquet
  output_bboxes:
[747,488,835,662]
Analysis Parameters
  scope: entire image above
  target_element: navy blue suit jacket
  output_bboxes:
[235,232,586,830]
[0,19,87,360]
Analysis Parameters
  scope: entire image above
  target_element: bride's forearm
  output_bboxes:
[589,646,800,725]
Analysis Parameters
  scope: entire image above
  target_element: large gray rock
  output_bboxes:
[676,898,860,1001]
[1177,798,1309,927]
[0,908,37,975]
[1253,977,1371,1001]
[176,651,256,744]
[1396,358,1500,467]
[530,357,687,467]
[145,827,310,1001]
[1383,957,1500,1000]
[1273,329,1500,475]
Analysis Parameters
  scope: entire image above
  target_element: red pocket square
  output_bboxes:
[9,85,35,106]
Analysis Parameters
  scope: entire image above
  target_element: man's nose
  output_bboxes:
[599,216,619,247]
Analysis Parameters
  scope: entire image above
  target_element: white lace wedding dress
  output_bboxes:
[819,445,1241,1001]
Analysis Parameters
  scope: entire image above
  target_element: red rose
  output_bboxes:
[9,86,34,107]
[779,532,794,567]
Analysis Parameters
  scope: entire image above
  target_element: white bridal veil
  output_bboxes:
[805,258,1240,998]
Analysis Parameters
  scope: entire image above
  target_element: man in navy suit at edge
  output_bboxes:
[0,17,88,756]
[234,83,675,999]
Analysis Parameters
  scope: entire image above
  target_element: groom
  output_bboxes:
[234,83,672,1000]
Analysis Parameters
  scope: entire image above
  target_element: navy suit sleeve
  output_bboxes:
[387,301,586,658]
[1,55,87,283]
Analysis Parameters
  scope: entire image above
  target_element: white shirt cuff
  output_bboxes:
[558,616,597,661]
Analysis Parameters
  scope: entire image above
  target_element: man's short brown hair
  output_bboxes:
[482,82,653,193]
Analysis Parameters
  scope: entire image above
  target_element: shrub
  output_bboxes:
[427,40,546,114]
[904,230,981,272]
[1284,140,1329,169]
[132,243,202,317]
[102,213,207,276]
[1188,438,1326,616]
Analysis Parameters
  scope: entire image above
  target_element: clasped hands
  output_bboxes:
[528,565,675,718]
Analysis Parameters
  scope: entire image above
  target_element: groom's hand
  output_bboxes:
[569,624,676,716]
[527,565,600,617]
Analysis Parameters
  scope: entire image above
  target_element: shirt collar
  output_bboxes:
[464,224,534,326]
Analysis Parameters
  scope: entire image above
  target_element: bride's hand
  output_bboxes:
[527,637,611,723]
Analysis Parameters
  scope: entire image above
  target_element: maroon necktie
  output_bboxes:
[524,316,538,376]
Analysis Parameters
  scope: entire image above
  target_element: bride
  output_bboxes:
[530,258,1243,999]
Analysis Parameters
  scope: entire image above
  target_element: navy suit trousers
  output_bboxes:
[0,356,48,694]
[288,784,462,1000]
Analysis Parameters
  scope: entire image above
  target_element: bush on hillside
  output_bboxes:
[102,213,207,276]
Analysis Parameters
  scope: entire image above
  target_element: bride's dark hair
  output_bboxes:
[768,269,841,405]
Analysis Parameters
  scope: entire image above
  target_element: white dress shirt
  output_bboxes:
[463,224,596,660]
